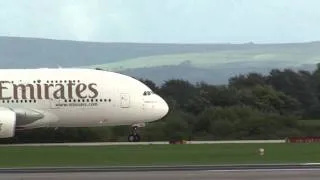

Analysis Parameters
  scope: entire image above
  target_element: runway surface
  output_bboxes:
[1,164,320,180]
[2,169,320,180]
[0,140,285,146]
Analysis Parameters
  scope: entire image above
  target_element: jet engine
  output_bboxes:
[0,107,44,138]
[0,107,16,138]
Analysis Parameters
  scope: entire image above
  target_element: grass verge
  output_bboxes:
[0,143,318,167]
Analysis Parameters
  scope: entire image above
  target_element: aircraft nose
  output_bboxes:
[158,96,169,119]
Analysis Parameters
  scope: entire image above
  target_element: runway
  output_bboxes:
[2,169,320,180]
[1,164,320,180]
[0,139,285,146]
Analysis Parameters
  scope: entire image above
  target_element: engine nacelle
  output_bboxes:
[14,108,44,126]
[0,108,16,138]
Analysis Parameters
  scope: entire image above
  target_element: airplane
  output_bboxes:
[0,68,169,142]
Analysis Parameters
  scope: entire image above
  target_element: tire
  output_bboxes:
[134,134,141,142]
[128,134,135,142]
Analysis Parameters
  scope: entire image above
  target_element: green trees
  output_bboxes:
[2,64,320,143]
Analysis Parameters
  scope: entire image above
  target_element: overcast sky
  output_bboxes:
[0,0,319,43]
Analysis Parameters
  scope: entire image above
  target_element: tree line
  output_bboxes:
[2,64,320,143]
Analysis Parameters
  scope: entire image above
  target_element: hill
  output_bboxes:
[0,36,319,84]
[89,42,319,84]
[0,36,255,68]
[88,42,320,71]
[119,62,316,85]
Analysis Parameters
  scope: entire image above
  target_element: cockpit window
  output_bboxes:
[143,91,153,96]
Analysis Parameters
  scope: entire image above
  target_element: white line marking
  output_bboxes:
[301,163,320,165]
[206,168,320,172]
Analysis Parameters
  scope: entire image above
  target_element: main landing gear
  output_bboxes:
[128,126,140,142]
[128,123,145,142]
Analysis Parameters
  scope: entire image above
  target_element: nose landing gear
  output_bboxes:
[128,123,145,142]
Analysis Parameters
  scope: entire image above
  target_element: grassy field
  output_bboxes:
[0,143,319,167]
[299,119,320,126]
[86,48,320,71]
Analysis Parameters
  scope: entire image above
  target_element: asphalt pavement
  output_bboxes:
[2,169,320,180]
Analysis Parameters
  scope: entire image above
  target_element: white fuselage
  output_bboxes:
[0,68,169,129]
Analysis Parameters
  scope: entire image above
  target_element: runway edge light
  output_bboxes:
[259,148,265,156]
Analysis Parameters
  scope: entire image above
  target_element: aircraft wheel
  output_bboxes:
[134,134,141,142]
[128,134,141,142]
[128,134,135,142]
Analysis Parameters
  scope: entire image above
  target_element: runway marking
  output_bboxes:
[302,163,320,165]
[206,168,320,172]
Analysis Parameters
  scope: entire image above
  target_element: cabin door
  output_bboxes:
[120,93,130,108]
